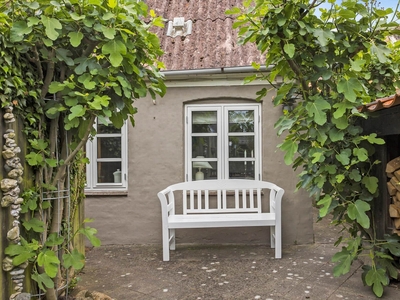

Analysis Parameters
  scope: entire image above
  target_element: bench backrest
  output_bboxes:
[158,179,284,215]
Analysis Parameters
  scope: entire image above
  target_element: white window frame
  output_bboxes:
[85,119,128,192]
[185,103,261,181]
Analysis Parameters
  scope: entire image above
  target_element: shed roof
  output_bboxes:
[146,0,265,71]
[359,93,400,112]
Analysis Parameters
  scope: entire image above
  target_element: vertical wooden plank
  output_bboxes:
[257,188,262,213]
[242,189,247,208]
[249,189,254,209]
[197,190,202,210]
[235,189,239,209]
[217,190,221,209]
[183,190,187,214]
[190,190,194,211]
[205,190,209,210]
[222,190,227,209]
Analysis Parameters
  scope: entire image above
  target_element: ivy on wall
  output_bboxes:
[0,0,166,299]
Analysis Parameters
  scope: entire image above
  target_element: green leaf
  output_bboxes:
[306,96,331,125]
[107,0,117,9]
[79,227,101,247]
[102,27,116,39]
[362,176,378,194]
[371,43,391,63]
[48,81,65,93]
[89,95,110,110]
[332,115,348,130]
[68,32,84,47]
[45,158,58,167]
[366,133,385,145]
[278,139,298,165]
[26,152,44,166]
[337,78,364,102]
[365,268,388,297]
[70,12,85,21]
[347,200,370,228]
[336,174,345,183]
[335,148,351,165]
[338,9,356,19]
[55,48,74,66]
[30,139,48,151]
[350,59,365,72]
[5,243,36,266]
[23,218,45,233]
[328,127,344,142]
[41,16,62,40]
[349,169,361,182]
[353,148,368,162]
[68,105,86,121]
[10,21,32,42]
[333,101,355,119]
[78,74,96,90]
[284,43,295,58]
[382,235,400,256]
[63,249,85,270]
[45,233,64,247]
[37,250,60,278]
[102,39,127,67]
[313,28,335,46]
[332,247,353,276]
[32,272,54,291]
[317,194,332,217]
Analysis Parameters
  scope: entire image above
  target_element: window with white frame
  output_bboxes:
[85,119,128,192]
[186,103,261,181]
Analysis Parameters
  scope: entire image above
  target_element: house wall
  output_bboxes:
[84,84,314,247]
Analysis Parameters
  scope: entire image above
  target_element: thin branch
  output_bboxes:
[41,49,55,98]
[51,114,96,186]
[26,45,44,80]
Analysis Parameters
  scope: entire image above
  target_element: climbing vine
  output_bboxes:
[228,0,400,297]
[0,0,165,299]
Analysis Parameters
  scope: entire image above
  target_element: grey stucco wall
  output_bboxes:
[85,84,314,246]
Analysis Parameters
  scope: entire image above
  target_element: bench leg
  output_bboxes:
[270,226,275,248]
[170,229,176,250]
[162,226,170,261]
[275,224,282,259]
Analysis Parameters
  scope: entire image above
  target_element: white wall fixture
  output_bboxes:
[167,17,193,38]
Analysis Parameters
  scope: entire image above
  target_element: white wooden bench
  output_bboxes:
[157,179,284,261]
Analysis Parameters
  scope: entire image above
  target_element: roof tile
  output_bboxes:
[147,0,264,71]
[359,93,400,112]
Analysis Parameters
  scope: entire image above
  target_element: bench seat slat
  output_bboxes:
[168,213,276,229]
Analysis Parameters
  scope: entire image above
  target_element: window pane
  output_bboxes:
[229,161,255,179]
[192,136,217,158]
[97,137,121,158]
[192,161,217,180]
[97,123,120,134]
[97,162,122,183]
[192,111,217,133]
[229,136,254,158]
[229,110,254,133]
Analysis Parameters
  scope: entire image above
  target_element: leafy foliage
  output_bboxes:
[1,0,166,298]
[229,0,400,297]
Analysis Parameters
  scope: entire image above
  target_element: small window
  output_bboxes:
[186,103,261,181]
[85,119,128,192]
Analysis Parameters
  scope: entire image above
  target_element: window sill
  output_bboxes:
[85,190,128,197]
